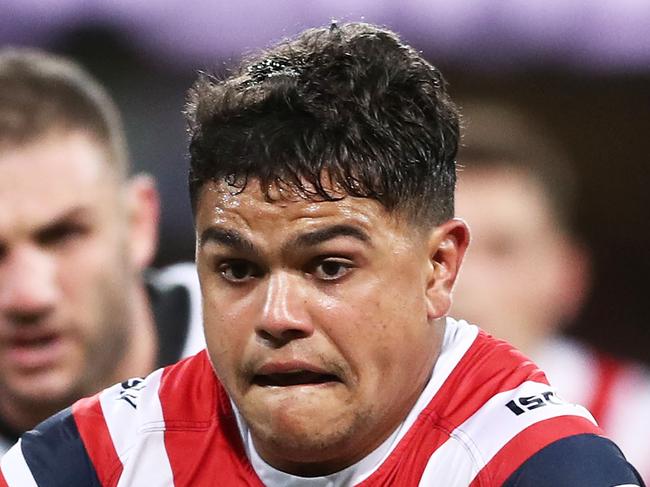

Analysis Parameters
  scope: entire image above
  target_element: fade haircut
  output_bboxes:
[186,22,459,227]
[0,47,128,178]
[457,100,578,231]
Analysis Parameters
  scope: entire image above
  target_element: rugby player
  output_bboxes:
[0,24,643,486]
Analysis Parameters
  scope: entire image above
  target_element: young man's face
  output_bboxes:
[0,131,138,420]
[195,179,466,475]
[451,167,587,353]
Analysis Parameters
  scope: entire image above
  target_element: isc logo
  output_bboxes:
[118,377,146,409]
[506,390,565,416]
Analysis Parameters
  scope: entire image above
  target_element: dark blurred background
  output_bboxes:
[2,1,649,363]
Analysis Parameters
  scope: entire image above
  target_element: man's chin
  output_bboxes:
[4,375,81,411]
[251,422,355,473]
[246,381,348,421]
[243,385,359,455]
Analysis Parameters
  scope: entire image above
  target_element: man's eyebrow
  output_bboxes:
[35,207,92,233]
[44,207,91,223]
[287,224,371,250]
[198,227,257,255]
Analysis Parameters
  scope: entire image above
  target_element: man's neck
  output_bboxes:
[108,283,158,385]
[0,390,74,437]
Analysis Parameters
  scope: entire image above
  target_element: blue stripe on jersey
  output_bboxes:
[20,407,101,487]
[503,433,645,487]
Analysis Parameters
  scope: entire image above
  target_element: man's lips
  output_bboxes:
[3,329,67,370]
[252,361,342,387]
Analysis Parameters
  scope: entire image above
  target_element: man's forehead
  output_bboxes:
[6,134,117,190]
[0,132,120,234]
[0,129,111,173]
[195,178,387,224]
[458,168,552,212]
[192,180,426,263]
[456,168,562,241]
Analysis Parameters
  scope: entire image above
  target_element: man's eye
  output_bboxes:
[218,260,260,282]
[313,259,353,281]
[38,223,89,247]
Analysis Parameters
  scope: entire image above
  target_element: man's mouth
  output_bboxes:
[12,333,58,347]
[253,370,341,387]
[5,332,65,369]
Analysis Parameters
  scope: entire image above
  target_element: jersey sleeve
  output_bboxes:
[503,434,645,487]
[0,407,101,487]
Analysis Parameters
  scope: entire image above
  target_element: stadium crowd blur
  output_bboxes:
[450,99,650,477]
[2,0,649,471]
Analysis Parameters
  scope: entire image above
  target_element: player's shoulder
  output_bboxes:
[0,352,211,486]
[437,320,644,485]
[146,262,200,327]
[419,319,611,484]
[454,378,603,485]
[1,403,104,486]
[0,373,151,485]
[502,433,645,486]
[147,262,205,363]
[434,319,551,413]
[146,262,199,294]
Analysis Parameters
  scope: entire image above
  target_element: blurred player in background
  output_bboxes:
[0,48,203,454]
[451,99,650,478]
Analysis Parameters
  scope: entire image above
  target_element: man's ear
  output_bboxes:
[126,174,160,270]
[425,218,470,319]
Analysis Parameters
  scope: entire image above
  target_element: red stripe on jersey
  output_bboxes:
[588,353,624,427]
[0,470,9,487]
[470,416,602,486]
[72,395,123,487]
[360,330,550,485]
[430,331,548,422]
[160,351,264,486]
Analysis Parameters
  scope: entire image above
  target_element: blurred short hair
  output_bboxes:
[0,47,128,177]
[457,100,577,230]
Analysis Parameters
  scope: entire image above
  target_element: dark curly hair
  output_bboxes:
[186,22,459,227]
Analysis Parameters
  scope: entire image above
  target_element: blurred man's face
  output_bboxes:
[195,179,462,475]
[0,130,136,418]
[451,166,586,353]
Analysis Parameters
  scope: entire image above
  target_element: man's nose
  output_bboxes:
[256,271,314,344]
[0,245,59,321]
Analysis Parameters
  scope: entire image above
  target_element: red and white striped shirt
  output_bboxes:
[0,319,642,486]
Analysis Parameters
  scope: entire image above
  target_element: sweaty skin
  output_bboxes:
[195,179,468,476]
